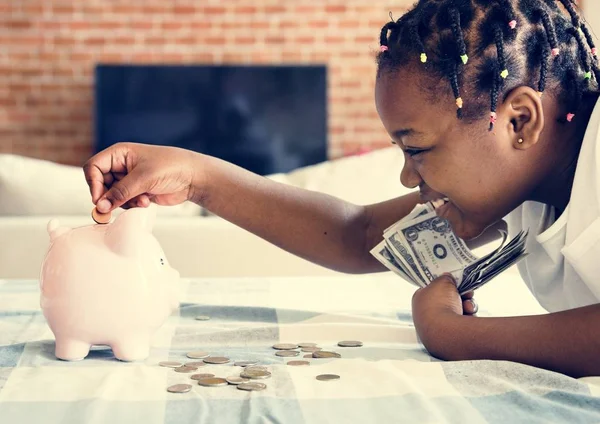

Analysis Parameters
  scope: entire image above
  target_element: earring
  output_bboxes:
[518,138,524,144]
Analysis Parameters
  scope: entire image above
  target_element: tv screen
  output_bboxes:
[94,64,327,175]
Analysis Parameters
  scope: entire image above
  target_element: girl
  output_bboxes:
[84,0,600,378]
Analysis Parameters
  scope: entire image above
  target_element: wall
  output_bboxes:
[0,1,412,166]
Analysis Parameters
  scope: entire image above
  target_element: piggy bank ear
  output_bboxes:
[105,205,157,257]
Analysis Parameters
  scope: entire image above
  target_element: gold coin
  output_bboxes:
[91,207,111,224]
[316,374,340,381]
[203,356,231,365]
[287,360,310,366]
[312,351,341,359]
[191,373,215,380]
[198,377,228,387]
[167,384,192,393]
[159,361,182,368]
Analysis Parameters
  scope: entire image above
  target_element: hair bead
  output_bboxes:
[566,113,575,122]
[500,69,509,79]
[380,45,389,52]
[509,20,517,30]
[461,54,469,65]
[551,48,560,56]
[456,97,463,109]
[420,52,428,63]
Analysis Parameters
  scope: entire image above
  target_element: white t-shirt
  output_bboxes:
[507,97,600,313]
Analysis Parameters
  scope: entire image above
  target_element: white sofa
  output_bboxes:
[0,148,410,279]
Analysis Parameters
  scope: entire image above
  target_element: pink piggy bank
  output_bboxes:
[40,205,180,361]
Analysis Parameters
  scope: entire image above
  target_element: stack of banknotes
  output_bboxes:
[370,202,527,295]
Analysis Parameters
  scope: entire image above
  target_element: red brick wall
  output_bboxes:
[0,1,412,166]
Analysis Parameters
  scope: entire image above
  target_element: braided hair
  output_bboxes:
[377,0,599,130]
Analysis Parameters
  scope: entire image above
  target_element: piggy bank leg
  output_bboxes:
[111,336,151,362]
[55,337,91,361]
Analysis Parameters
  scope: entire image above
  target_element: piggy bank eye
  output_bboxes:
[160,258,165,266]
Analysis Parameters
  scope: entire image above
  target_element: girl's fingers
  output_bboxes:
[462,298,478,315]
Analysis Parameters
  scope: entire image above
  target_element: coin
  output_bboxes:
[275,350,299,357]
[226,376,250,385]
[301,347,322,353]
[313,351,341,359]
[240,369,271,380]
[272,343,298,350]
[304,354,313,359]
[186,361,206,368]
[234,360,258,367]
[91,207,111,224]
[316,374,340,381]
[195,315,211,321]
[237,382,267,392]
[287,360,310,366]
[174,365,197,373]
[203,356,231,364]
[159,361,182,368]
[297,343,318,348]
[198,377,228,387]
[244,366,268,373]
[167,383,192,393]
[338,340,363,348]
[191,373,215,380]
[187,351,210,359]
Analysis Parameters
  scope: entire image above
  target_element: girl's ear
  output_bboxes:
[498,86,545,150]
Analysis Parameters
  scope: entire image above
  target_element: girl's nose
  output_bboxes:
[400,158,422,189]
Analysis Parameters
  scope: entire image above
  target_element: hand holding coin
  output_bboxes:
[91,207,111,224]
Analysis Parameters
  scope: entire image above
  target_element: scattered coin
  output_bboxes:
[313,351,341,359]
[174,365,197,373]
[159,361,182,368]
[186,361,206,368]
[237,382,267,392]
[244,366,268,372]
[338,340,363,348]
[203,356,231,365]
[304,354,313,359]
[226,376,250,385]
[240,369,272,380]
[287,360,310,366]
[198,377,228,387]
[275,350,299,357]
[297,343,318,348]
[91,207,111,224]
[272,343,298,350]
[195,315,211,321]
[191,373,215,380]
[167,383,192,393]
[301,347,322,353]
[316,374,340,381]
[187,351,210,359]
[234,360,258,367]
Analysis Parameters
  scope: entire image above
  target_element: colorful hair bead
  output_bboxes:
[420,52,427,63]
[460,54,468,65]
[508,20,517,30]
[500,69,509,79]
[456,97,463,109]
[592,47,597,57]
[490,112,497,124]
[537,91,543,98]
[380,45,389,52]
[585,71,592,80]
[566,113,575,122]
[551,48,560,56]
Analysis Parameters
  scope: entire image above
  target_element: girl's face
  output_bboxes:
[375,68,541,240]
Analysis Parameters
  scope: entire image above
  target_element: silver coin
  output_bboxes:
[316,374,340,381]
[301,347,322,353]
[159,361,182,368]
[234,360,258,367]
[195,315,211,321]
[287,360,310,366]
[297,343,318,348]
[187,351,210,359]
[240,369,272,380]
[237,382,267,392]
[198,377,229,387]
[272,343,298,350]
[275,350,299,357]
[338,340,363,348]
[313,351,341,359]
[191,373,215,380]
[226,376,250,385]
[167,383,192,393]
[174,365,197,373]
[203,356,231,365]
[186,361,206,368]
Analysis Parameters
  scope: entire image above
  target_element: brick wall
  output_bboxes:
[0,1,412,166]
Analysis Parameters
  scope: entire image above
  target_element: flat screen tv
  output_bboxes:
[94,64,327,175]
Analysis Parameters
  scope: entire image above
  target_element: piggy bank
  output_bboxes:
[40,205,180,361]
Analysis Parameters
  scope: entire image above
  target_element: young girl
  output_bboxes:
[84,0,600,378]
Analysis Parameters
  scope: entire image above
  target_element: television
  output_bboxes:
[94,65,328,175]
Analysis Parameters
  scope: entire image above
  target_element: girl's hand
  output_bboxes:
[411,274,476,357]
[83,142,201,213]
